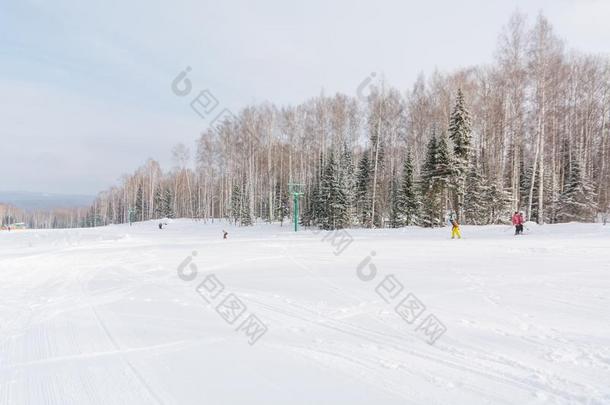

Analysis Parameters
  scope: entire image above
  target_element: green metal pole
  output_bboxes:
[293,194,298,232]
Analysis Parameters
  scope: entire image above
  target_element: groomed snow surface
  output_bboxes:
[1,220,609,404]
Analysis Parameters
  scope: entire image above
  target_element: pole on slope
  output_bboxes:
[294,194,299,232]
[288,182,304,232]
[128,208,135,226]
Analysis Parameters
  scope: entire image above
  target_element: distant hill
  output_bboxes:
[0,191,94,211]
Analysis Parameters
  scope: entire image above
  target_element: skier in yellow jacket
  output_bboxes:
[450,218,461,239]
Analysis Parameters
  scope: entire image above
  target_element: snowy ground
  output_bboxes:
[1,220,609,404]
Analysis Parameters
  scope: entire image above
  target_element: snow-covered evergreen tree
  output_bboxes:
[162,187,174,218]
[339,143,356,224]
[483,179,511,224]
[356,152,372,226]
[389,170,401,228]
[301,183,314,226]
[134,184,144,222]
[84,205,101,227]
[240,183,253,226]
[318,155,333,228]
[556,159,597,222]
[420,135,442,227]
[153,186,164,219]
[397,150,420,225]
[521,162,551,223]
[448,89,472,221]
[230,183,242,224]
[434,132,454,208]
[367,101,386,228]
[273,181,289,225]
[519,162,533,216]
[319,152,350,229]
[303,154,325,227]
[464,156,486,224]
[304,182,320,226]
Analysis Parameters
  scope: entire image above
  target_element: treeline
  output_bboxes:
[0,203,87,229]
[32,12,610,229]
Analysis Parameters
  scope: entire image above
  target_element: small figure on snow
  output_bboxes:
[446,211,455,227]
[519,212,525,232]
[158,223,163,230]
[511,211,524,235]
[223,230,228,239]
[450,218,461,239]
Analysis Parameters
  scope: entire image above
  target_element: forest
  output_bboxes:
[16,12,610,229]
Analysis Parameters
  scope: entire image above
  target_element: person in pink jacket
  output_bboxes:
[511,211,523,235]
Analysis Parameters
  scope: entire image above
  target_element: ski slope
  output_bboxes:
[1,221,609,404]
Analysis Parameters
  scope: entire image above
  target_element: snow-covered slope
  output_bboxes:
[1,221,609,404]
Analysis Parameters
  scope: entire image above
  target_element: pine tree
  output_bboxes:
[448,89,472,221]
[397,151,420,226]
[240,180,253,226]
[368,110,386,228]
[230,183,242,224]
[356,152,372,226]
[389,171,402,228]
[464,156,486,224]
[420,137,437,192]
[434,132,454,220]
[521,162,551,223]
[556,159,597,222]
[435,133,454,181]
[162,187,174,218]
[483,179,511,224]
[313,156,327,226]
[318,154,333,229]
[520,162,533,216]
[420,135,442,227]
[485,180,511,224]
[303,154,325,227]
[303,182,319,226]
[153,186,164,219]
[135,184,144,222]
[319,152,350,229]
[273,181,289,224]
[339,143,356,224]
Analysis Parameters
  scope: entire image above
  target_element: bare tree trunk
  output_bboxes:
[537,88,545,224]
[528,137,539,221]
[371,117,381,228]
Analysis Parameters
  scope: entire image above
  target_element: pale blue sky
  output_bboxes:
[1,0,609,194]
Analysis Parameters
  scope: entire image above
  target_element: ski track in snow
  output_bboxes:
[0,220,609,404]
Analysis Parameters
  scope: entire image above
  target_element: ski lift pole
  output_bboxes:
[293,193,299,232]
[128,208,135,226]
[288,182,304,232]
